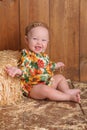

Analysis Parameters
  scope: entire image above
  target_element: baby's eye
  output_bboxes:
[33,38,37,40]
[42,39,47,42]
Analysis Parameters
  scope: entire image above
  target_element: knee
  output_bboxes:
[55,74,65,80]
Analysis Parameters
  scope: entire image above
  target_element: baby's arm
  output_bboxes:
[49,56,65,71]
[5,66,22,77]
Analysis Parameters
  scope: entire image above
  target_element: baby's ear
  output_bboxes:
[25,35,28,41]
[24,35,29,44]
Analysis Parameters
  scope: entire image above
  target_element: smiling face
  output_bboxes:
[25,26,49,54]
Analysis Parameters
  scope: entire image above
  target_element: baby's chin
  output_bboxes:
[34,49,45,54]
[29,48,45,54]
[34,50,43,54]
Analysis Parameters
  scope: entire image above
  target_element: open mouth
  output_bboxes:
[35,46,42,51]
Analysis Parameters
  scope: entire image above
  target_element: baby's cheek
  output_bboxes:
[43,45,47,50]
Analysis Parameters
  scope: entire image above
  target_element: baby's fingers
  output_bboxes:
[59,66,65,73]
[4,66,15,77]
[4,66,9,73]
[61,63,65,67]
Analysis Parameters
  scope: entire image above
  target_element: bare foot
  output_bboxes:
[66,89,81,103]
[65,89,81,95]
[76,93,81,103]
[70,94,80,103]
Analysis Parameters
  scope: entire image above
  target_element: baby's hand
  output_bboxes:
[5,66,22,77]
[56,62,65,69]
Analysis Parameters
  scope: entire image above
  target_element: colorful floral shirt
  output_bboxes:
[18,49,56,96]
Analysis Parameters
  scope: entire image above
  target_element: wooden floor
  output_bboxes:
[0,82,87,130]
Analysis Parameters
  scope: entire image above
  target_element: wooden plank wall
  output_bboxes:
[0,0,20,50]
[49,0,79,81]
[0,0,87,82]
[80,0,87,81]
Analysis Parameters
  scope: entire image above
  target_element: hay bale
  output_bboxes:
[0,50,22,106]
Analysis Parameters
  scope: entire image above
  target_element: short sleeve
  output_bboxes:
[46,55,56,71]
[17,49,30,80]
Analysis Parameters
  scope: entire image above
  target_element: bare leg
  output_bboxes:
[52,75,80,93]
[30,84,80,103]
[51,74,81,101]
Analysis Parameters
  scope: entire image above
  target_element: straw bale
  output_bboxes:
[0,50,22,106]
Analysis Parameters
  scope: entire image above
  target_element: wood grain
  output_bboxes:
[0,0,20,50]
[80,0,87,81]
[50,0,80,80]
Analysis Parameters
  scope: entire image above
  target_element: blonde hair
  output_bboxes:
[25,22,49,36]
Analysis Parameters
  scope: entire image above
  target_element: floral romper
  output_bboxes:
[18,49,56,97]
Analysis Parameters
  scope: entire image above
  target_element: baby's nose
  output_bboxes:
[37,39,42,44]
